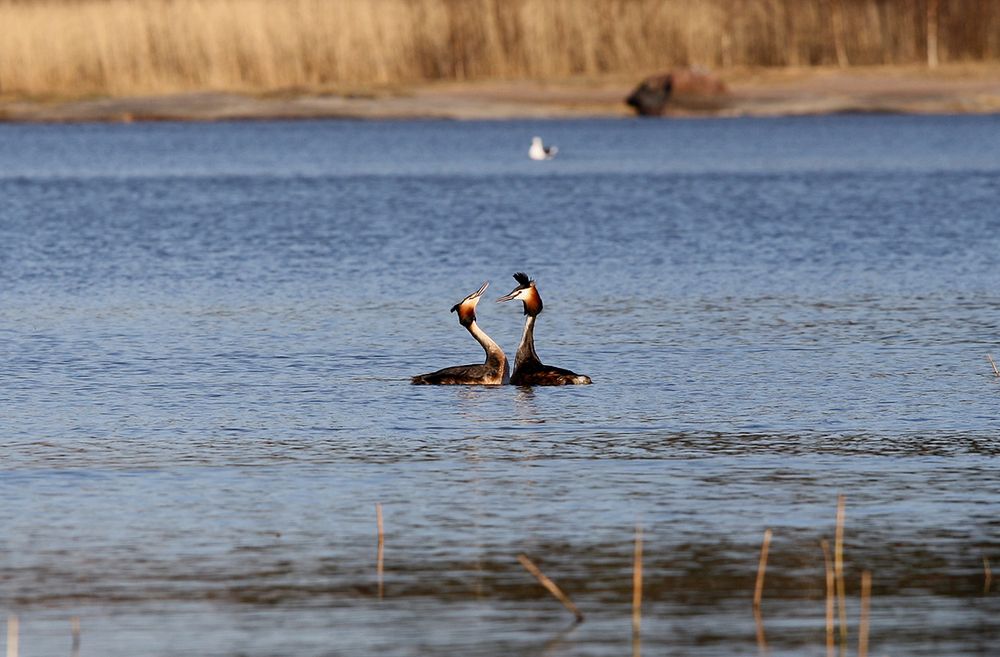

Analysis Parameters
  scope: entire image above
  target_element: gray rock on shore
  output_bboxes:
[626,68,729,116]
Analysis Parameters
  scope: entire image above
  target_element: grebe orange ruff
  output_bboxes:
[496,272,592,386]
[411,281,510,386]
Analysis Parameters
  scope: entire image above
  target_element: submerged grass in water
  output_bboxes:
[3,497,992,656]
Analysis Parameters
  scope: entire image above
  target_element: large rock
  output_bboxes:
[626,68,729,116]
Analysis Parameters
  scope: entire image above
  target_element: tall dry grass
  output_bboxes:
[1,0,999,98]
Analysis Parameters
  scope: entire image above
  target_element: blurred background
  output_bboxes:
[0,0,996,99]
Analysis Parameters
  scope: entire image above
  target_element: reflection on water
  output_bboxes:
[1,115,1000,656]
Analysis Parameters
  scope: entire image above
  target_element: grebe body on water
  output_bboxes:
[497,272,592,386]
[411,281,510,386]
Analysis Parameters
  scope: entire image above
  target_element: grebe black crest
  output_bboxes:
[411,281,510,386]
[496,272,592,386]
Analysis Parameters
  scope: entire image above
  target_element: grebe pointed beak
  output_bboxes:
[496,289,519,303]
[469,280,489,300]
[452,281,490,313]
[464,281,489,306]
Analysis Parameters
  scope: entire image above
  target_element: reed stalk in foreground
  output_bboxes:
[821,539,835,657]
[987,354,1000,377]
[517,554,584,623]
[753,529,771,657]
[753,528,772,610]
[632,524,643,657]
[376,502,384,599]
[751,529,773,655]
[858,571,872,657]
[5,615,17,657]
[985,556,993,594]
[753,605,768,657]
[71,616,81,657]
[835,495,847,656]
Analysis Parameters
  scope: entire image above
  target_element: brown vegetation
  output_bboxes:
[1,0,999,99]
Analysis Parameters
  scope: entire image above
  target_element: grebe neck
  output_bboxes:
[516,314,542,370]
[468,320,507,367]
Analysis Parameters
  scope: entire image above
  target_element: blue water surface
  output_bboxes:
[1,115,999,656]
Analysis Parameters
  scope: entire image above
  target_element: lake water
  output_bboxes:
[1,115,999,656]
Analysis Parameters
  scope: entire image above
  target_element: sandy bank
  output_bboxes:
[2,66,999,122]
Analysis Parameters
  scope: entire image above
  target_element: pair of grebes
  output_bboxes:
[412,272,592,386]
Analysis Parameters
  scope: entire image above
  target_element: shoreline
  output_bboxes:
[2,65,1000,122]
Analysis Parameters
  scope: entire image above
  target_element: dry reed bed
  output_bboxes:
[1,0,1000,99]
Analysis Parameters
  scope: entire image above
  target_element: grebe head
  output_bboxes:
[531,136,543,146]
[496,272,543,316]
[450,281,489,327]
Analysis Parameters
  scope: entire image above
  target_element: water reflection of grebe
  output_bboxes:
[497,272,592,386]
[411,281,510,386]
[512,385,549,425]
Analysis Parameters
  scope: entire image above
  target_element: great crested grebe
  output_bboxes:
[411,281,510,386]
[529,136,558,160]
[497,272,592,386]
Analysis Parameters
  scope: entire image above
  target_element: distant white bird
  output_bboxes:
[529,136,558,161]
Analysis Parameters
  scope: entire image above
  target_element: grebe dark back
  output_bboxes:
[496,272,592,386]
[411,281,510,386]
